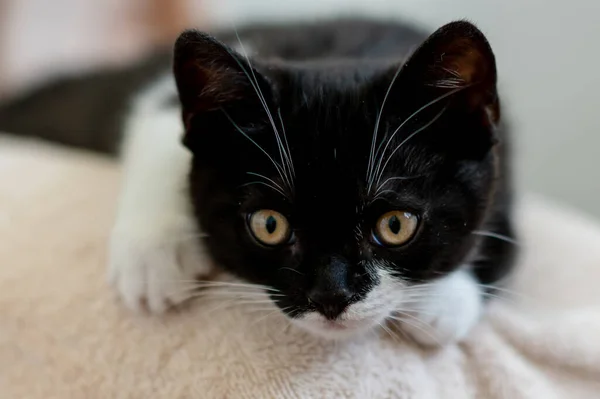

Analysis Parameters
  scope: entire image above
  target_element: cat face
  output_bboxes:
[174,21,500,338]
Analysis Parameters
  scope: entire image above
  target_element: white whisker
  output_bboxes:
[369,189,398,204]
[199,291,285,298]
[374,176,415,196]
[163,282,280,296]
[236,299,280,306]
[392,306,437,317]
[374,104,448,188]
[378,321,401,343]
[250,306,291,328]
[247,307,282,312]
[279,267,304,276]
[165,286,278,301]
[368,63,404,183]
[246,172,285,192]
[478,284,537,305]
[277,107,296,179]
[222,110,288,189]
[388,312,441,346]
[272,124,293,191]
[193,280,281,292]
[429,78,465,89]
[203,298,246,315]
[229,29,295,193]
[241,181,287,197]
[369,86,466,193]
[472,230,520,246]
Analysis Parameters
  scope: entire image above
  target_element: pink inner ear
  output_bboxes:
[432,38,490,89]
[425,35,498,123]
[179,60,246,114]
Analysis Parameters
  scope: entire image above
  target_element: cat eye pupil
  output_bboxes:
[265,216,277,234]
[388,215,401,234]
[249,210,291,246]
[373,210,418,247]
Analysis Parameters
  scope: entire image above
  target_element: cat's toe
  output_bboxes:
[108,232,209,313]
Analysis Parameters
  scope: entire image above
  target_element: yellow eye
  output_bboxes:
[249,210,291,246]
[373,211,418,247]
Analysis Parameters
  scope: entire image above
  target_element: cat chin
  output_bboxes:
[291,311,390,340]
[289,269,406,340]
[284,269,483,344]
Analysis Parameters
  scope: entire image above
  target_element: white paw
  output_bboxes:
[401,270,482,347]
[108,228,211,313]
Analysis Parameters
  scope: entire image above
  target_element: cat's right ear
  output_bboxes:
[173,30,271,151]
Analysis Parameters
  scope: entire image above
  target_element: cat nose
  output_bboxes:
[308,256,353,319]
[308,287,353,320]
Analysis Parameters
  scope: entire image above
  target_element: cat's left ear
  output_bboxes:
[400,20,499,124]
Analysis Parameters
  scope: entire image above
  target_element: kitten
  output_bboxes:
[0,19,516,345]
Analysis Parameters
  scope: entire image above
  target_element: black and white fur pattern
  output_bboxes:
[0,19,516,345]
[108,74,482,345]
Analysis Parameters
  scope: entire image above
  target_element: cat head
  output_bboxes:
[173,21,500,338]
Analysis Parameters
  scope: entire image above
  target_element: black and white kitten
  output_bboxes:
[0,19,515,344]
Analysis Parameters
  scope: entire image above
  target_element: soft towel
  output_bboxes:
[1,136,600,398]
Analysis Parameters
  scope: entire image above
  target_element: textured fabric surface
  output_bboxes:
[1,136,600,399]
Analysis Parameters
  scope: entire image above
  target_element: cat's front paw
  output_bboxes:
[108,228,211,313]
[400,270,482,347]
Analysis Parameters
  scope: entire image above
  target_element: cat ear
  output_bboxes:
[173,30,274,155]
[400,20,499,123]
[173,30,270,130]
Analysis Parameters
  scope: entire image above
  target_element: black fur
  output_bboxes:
[0,18,516,320]
[175,20,516,318]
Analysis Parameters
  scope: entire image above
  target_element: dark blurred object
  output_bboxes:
[0,52,170,154]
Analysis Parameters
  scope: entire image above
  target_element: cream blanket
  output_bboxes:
[1,137,600,398]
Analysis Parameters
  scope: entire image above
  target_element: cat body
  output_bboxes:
[0,19,515,344]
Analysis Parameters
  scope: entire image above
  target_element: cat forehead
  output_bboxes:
[272,59,388,86]
[268,63,387,107]
[243,132,425,203]
[246,101,430,186]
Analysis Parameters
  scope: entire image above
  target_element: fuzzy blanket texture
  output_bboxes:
[1,136,600,399]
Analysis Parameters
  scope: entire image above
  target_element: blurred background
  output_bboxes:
[1,0,598,217]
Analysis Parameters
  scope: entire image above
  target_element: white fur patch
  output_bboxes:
[400,269,482,346]
[293,267,407,340]
[108,75,213,313]
[108,74,484,342]
[292,266,482,345]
